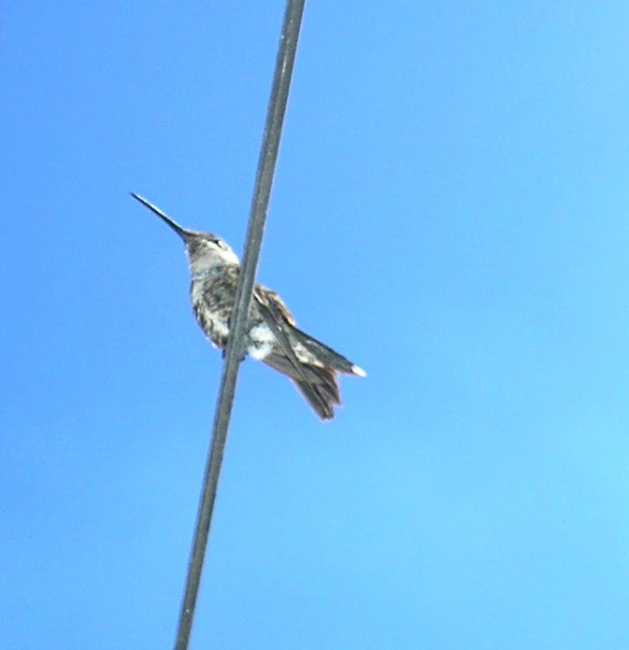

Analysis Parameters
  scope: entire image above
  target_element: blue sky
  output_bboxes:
[3,2,629,648]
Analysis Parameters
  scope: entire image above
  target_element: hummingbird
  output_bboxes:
[131,193,366,420]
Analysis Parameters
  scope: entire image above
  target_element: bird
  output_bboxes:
[131,193,366,420]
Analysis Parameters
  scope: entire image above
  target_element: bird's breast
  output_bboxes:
[191,280,231,348]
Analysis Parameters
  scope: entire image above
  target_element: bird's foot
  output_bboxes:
[221,348,246,363]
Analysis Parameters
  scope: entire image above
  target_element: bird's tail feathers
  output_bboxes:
[262,353,341,420]
[291,379,340,420]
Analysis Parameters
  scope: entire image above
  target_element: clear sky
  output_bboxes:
[3,2,629,648]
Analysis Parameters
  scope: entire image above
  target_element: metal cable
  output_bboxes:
[173,2,306,648]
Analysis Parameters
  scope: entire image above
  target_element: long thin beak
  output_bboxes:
[130,192,191,240]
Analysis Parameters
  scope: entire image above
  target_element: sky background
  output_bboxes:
[3,2,629,648]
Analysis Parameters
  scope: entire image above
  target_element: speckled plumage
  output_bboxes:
[132,193,366,420]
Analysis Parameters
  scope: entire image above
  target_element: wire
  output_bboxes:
[173,2,306,649]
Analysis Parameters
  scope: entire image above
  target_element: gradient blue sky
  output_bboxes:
[3,2,629,648]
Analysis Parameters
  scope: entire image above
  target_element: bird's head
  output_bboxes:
[131,193,239,275]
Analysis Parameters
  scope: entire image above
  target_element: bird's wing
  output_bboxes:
[254,287,296,324]
[254,286,365,377]
[253,286,332,416]
[253,286,308,372]
[288,325,366,376]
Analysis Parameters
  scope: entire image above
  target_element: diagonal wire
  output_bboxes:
[173,1,306,649]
